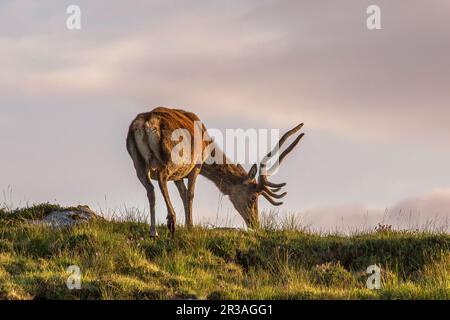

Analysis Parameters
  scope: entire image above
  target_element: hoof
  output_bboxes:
[167,217,176,234]
[185,221,194,230]
[150,229,159,238]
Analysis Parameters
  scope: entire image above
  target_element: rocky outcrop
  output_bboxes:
[32,205,101,228]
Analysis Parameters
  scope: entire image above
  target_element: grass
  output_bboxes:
[0,204,449,300]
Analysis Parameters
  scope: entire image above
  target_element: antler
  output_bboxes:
[258,123,305,206]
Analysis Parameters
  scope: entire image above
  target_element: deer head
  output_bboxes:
[228,124,305,229]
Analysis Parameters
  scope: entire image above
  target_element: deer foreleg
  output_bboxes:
[185,165,201,228]
[174,180,190,227]
[158,174,177,234]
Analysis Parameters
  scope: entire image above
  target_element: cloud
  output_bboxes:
[303,189,450,233]
[1,0,449,149]
[390,188,450,220]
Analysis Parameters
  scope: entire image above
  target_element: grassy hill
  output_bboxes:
[0,204,449,300]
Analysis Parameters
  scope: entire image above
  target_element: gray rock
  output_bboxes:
[32,205,100,228]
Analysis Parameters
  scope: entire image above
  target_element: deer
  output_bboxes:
[126,107,304,237]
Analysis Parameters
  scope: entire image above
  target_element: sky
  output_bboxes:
[0,0,449,232]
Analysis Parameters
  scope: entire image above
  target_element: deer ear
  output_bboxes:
[245,164,258,182]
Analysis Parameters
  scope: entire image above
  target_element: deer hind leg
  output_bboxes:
[142,172,158,237]
[135,169,157,237]
[127,136,158,237]
[157,173,177,234]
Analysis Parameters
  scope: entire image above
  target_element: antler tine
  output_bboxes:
[258,175,286,189]
[263,186,287,199]
[260,124,305,178]
[260,123,304,168]
[264,133,304,177]
[266,186,283,193]
[261,191,284,206]
[276,132,305,168]
[258,123,305,206]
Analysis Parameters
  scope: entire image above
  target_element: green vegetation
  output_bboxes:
[0,204,449,300]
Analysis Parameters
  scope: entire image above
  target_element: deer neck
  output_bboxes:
[200,155,248,196]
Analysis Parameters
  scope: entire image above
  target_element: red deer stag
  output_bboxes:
[126,107,304,236]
